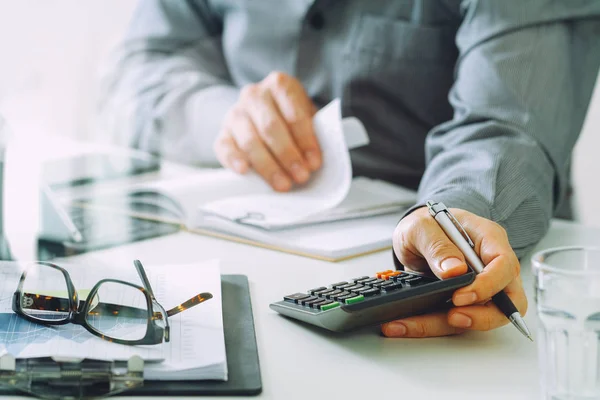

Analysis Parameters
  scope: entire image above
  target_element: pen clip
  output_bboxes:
[426,201,475,248]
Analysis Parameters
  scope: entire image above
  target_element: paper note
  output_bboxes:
[199,99,366,227]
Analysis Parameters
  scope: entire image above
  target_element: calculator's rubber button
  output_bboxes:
[344,295,365,305]
[284,293,312,304]
[375,270,394,279]
[351,276,370,283]
[309,286,328,295]
[320,301,340,311]
[300,296,319,306]
[345,284,365,292]
[332,291,351,301]
[359,288,380,297]
[389,273,409,282]
[382,282,402,291]
[372,280,390,288]
[325,289,343,299]
[331,281,348,289]
[337,293,356,302]
[316,288,337,297]
[310,299,330,309]
[359,277,378,285]
[382,271,403,280]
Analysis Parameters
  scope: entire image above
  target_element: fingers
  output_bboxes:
[448,279,528,331]
[382,312,465,338]
[214,71,321,191]
[382,278,528,337]
[451,221,520,307]
[393,207,469,280]
[225,107,292,192]
[267,73,321,171]
[214,131,249,174]
[244,88,311,184]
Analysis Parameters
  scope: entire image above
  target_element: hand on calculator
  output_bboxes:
[386,207,528,338]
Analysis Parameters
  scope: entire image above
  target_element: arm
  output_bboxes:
[98,0,237,165]
[419,1,600,258]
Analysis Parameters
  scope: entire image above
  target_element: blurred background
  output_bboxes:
[0,0,598,226]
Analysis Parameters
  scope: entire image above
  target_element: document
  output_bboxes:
[49,99,418,261]
[0,260,227,381]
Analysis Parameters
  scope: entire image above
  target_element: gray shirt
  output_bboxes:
[99,0,600,257]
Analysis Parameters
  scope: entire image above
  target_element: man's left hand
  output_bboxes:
[382,207,528,338]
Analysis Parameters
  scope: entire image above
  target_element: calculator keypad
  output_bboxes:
[282,271,436,311]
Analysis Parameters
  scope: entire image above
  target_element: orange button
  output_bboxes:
[376,270,394,279]
[382,271,402,280]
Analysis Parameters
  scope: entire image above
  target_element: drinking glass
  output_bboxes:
[532,246,600,400]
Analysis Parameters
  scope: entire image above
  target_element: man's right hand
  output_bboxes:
[214,71,322,192]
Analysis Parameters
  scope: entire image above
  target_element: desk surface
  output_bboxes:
[3,138,597,399]
[7,218,596,400]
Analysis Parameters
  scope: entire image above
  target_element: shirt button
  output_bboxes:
[309,12,325,30]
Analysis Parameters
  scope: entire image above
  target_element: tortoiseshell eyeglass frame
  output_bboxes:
[11,260,213,346]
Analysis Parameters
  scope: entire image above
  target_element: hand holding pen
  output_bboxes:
[382,202,530,339]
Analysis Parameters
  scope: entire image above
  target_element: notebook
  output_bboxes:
[0,259,227,381]
[61,100,417,261]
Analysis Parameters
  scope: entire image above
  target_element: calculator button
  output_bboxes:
[382,282,402,291]
[351,276,370,283]
[358,277,378,285]
[372,280,390,288]
[309,286,328,295]
[345,284,365,292]
[331,281,349,289]
[389,273,409,282]
[337,293,356,302]
[300,296,320,306]
[325,289,343,299]
[315,288,337,298]
[320,301,340,311]
[359,288,380,297]
[310,299,330,309]
[303,298,324,307]
[284,293,312,304]
[379,281,396,289]
[382,271,403,280]
[344,295,365,305]
[332,291,351,301]
[375,270,394,279]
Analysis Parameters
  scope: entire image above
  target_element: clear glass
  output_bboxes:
[21,263,70,321]
[532,246,600,400]
[85,281,149,341]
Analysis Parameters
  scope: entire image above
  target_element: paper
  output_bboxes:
[199,99,367,227]
[0,259,227,381]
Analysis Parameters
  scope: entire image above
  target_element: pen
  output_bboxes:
[426,200,533,341]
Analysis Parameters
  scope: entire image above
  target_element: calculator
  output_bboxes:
[270,269,475,332]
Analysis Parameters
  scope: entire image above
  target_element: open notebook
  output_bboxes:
[65,100,417,261]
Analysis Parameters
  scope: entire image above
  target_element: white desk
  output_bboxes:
[6,219,593,400]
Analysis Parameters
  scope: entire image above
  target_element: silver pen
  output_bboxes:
[426,200,533,341]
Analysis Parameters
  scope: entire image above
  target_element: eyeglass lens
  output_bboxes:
[85,281,150,341]
[20,263,70,322]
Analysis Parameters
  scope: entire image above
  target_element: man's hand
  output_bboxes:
[214,71,321,192]
[383,207,527,337]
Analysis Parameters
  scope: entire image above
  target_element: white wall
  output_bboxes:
[0,1,599,226]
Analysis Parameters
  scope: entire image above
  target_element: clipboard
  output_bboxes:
[0,274,262,398]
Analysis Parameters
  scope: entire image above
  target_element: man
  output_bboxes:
[99,0,600,338]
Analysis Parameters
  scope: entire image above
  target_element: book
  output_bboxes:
[59,100,418,261]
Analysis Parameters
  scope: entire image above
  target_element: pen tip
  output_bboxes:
[527,335,534,342]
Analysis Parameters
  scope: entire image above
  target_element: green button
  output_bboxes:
[344,295,364,305]
[320,302,340,311]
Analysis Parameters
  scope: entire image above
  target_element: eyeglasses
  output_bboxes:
[11,260,212,346]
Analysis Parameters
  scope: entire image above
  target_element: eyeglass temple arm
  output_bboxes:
[134,260,156,298]
[166,292,213,317]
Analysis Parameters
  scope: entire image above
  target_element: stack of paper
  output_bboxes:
[0,260,227,381]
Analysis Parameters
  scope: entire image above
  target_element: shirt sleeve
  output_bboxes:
[417,1,600,258]
[97,0,238,166]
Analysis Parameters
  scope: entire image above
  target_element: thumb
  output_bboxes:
[403,208,469,280]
